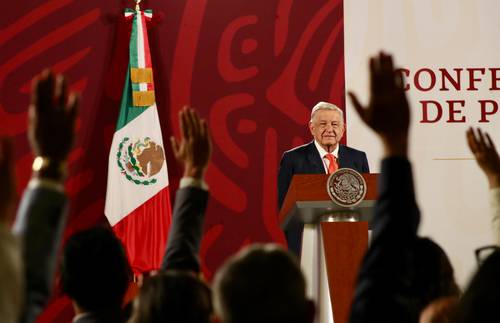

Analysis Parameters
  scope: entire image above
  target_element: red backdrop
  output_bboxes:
[0,0,345,321]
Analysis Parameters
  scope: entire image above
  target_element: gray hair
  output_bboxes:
[310,101,344,123]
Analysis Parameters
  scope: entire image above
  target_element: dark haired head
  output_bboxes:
[213,244,314,323]
[454,249,500,323]
[61,226,131,313]
[129,271,212,323]
[411,237,460,314]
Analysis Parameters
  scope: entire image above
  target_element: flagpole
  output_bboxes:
[135,0,141,11]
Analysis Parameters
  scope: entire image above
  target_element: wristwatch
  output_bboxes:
[32,156,51,171]
[32,156,67,179]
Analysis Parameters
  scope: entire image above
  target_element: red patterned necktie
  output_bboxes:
[325,153,338,174]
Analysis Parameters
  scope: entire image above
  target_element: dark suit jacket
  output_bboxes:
[161,186,209,273]
[277,141,369,255]
[13,186,68,323]
[72,311,124,323]
[349,157,420,323]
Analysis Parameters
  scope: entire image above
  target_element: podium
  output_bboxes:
[279,173,378,323]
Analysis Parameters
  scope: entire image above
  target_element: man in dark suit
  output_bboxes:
[278,101,369,256]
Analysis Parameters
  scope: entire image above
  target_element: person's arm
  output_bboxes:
[161,185,208,272]
[14,184,68,323]
[351,157,419,322]
[13,70,78,323]
[466,127,500,245]
[348,52,420,323]
[0,138,24,323]
[161,107,211,273]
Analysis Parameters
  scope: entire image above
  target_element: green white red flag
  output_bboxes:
[105,8,171,274]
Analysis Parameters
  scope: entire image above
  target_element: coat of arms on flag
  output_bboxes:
[117,137,164,185]
[105,5,172,275]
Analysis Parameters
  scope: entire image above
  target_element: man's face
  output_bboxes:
[309,109,345,151]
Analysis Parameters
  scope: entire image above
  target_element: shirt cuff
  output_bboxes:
[179,177,209,191]
[28,178,65,193]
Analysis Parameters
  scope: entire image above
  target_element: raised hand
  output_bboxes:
[29,70,79,164]
[348,52,410,157]
[0,138,15,223]
[170,106,211,179]
[466,127,500,188]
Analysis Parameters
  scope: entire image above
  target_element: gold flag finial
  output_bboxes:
[135,0,142,11]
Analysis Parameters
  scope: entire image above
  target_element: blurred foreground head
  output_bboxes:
[411,237,460,313]
[213,244,315,323]
[61,227,131,314]
[0,227,22,323]
[454,249,500,323]
[130,271,212,323]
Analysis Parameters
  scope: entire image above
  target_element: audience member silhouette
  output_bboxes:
[12,70,78,323]
[348,52,425,323]
[128,106,213,323]
[450,127,500,323]
[129,271,212,323]
[411,237,460,314]
[161,106,211,274]
[61,226,132,323]
[467,127,500,243]
[213,244,315,323]
[453,249,500,322]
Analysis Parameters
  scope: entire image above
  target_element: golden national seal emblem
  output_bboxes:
[326,168,367,207]
[117,137,165,185]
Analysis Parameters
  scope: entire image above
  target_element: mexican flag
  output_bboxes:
[105,8,171,274]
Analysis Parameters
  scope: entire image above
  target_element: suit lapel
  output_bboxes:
[306,141,326,174]
[338,144,345,168]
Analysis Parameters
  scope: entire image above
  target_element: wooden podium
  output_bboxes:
[279,173,378,323]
